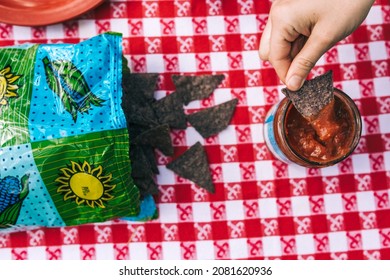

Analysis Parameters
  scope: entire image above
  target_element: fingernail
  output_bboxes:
[287,75,304,91]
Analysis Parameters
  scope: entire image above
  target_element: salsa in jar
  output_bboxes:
[264,88,362,168]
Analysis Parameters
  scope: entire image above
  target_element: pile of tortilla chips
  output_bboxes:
[122,68,238,195]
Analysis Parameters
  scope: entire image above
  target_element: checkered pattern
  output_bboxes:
[0,0,389,260]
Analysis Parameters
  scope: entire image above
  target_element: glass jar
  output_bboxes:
[263,88,362,168]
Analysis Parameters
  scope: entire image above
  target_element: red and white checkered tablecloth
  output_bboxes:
[0,0,389,260]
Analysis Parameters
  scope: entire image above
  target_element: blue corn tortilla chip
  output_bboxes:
[130,145,154,178]
[121,69,159,128]
[186,98,238,138]
[141,145,159,175]
[166,142,215,193]
[152,91,187,129]
[129,145,159,197]
[282,71,334,119]
[133,176,159,197]
[123,72,158,104]
[172,74,225,105]
[133,124,174,156]
[123,104,159,127]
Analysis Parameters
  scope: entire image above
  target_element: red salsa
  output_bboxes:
[285,95,355,163]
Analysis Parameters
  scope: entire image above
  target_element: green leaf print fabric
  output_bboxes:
[0,33,156,230]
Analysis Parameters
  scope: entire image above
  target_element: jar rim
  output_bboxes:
[280,88,362,167]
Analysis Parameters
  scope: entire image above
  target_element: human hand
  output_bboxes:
[259,0,375,91]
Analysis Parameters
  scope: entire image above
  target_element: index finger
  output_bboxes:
[268,24,300,85]
[259,19,272,61]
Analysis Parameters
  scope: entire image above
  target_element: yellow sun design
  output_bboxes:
[0,66,21,106]
[55,161,116,208]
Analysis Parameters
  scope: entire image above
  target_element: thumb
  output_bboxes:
[285,33,333,91]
